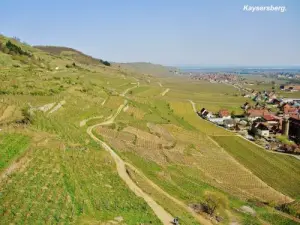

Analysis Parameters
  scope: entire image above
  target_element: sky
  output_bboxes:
[1,0,299,66]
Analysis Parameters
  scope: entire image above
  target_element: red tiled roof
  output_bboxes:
[219,109,230,117]
[284,107,298,114]
[263,114,276,121]
[247,109,269,117]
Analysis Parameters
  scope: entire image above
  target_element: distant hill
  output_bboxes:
[1,35,175,76]
[114,62,178,77]
[34,46,110,66]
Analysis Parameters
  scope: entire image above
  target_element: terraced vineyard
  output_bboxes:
[213,136,300,199]
[0,133,30,171]
[95,123,290,204]
[0,141,161,224]
[1,35,299,225]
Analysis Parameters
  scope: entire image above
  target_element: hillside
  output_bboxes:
[0,35,300,225]
[35,45,111,66]
[114,62,178,77]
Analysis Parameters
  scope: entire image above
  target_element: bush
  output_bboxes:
[21,106,34,124]
[201,191,228,216]
[5,41,31,57]
[99,59,111,66]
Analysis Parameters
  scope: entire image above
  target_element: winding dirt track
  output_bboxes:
[120,82,139,97]
[161,88,170,96]
[86,100,174,225]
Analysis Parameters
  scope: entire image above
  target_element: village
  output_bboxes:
[197,86,300,155]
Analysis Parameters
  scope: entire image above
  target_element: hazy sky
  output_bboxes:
[1,0,299,66]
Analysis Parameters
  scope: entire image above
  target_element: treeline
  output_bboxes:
[0,40,31,57]
[99,59,111,66]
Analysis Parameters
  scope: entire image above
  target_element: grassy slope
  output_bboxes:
[213,136,300,199]
[34,46,105,66]
[95,82,297,224]
[0,133,30,171]
[1,35,299,224]
[0,36,163,224]
[114,62,176,77]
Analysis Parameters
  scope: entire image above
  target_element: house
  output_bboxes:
[289,115,300,144]
[282,103,299,116]
[263,114,279,125]
[268,91,276,99]
[253,95,262,102]
[281,98,300,103]
[209,117,224,125]
[280,85,300,91]
[252,122,270,137]
[198,108,213,118]
[262,114,281,133]
[218,109,231,119]
[270,98,281,105]
[241,102,250,110]
[223,119,235,129]
[246,109,269,121]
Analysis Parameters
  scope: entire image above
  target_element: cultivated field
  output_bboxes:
[1,36,299,224]
[213,136,300,199]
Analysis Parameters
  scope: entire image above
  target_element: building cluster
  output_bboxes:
[190,74,239,83]
[280,84,300,92]
[243,90,277,103]
[276,73,300,80]
[197,98,300,154]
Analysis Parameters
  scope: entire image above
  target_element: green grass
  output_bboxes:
[259,212,299,225]
[170,101,232,135]
[0,133,30,171]
[1,34,300,224]
[213,136,300,199]
[0,141,161,225]
[126,166,201,225]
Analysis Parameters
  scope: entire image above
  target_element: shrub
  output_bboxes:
[201,191,228,216]
[99,59,111,66]
[21,106,34,124]
[5,41,31,57]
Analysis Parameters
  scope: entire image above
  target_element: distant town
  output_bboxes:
[190,72,300,156]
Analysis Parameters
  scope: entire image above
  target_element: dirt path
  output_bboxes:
[126,163,213,225]
[48,100,66,114]
[79,116,104,127]
[161,88,170,96]
[101,98,107,106]
[0,105,15,122]
[120,82,139,97]
[86,100,174,224]
[189,100,197,112]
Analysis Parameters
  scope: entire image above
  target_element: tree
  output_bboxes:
[21,106,34,124]
[201,191,228,216]
[231,110,236,118]
[99,59,111,66]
